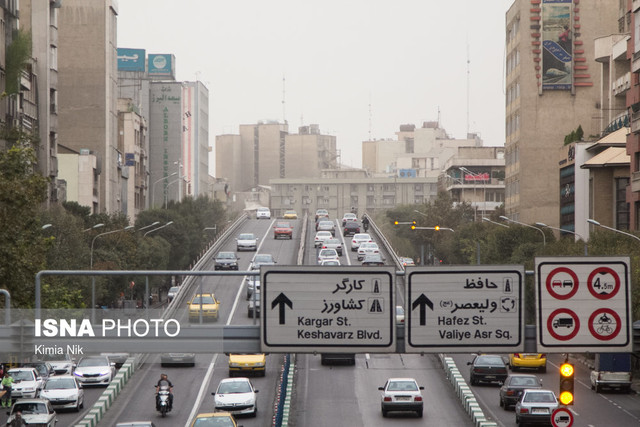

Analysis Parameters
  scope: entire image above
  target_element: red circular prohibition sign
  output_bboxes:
[546,267,579,300]
[551,407,574,427]
[588,308,622,341]
[547,308,580,341]
[587,267,621,300]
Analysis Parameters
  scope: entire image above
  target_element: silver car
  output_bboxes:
[236,233,258,251]
[379,377,424,418]
[514,389,558,425]
[321,238,343,255]
[6,399,57,426]
[73,355,115,386]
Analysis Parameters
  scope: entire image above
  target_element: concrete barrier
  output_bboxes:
[439,354,496,425]
[74,357,137,427]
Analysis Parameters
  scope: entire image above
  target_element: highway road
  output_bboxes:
[2,214,636,426]
[451,353,640,426]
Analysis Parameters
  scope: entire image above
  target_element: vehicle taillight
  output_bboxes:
[513,353,520,358]
[383,397,392,402]
[519,407,529,414]
[322,245,327,249]
[540,354,546,358]
[414,396,422,401]
[506,390,515,396]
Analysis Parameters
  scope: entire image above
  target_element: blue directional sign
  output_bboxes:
[261,266,395,353]
[405,266,525,353]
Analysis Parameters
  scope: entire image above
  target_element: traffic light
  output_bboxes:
[559,362,574,405]
[411,225,416,230]
[434,225,440,231]
[412,220,416,225]
[394,220,399,226]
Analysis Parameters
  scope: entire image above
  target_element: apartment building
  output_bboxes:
[504,0,618,226]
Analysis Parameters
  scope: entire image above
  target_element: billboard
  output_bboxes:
[117,48,145,72]
[542,0,572,90]
[148,54,175,79]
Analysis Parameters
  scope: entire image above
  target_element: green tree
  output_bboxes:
[0,144,48,307]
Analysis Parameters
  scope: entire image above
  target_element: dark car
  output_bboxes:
[214,251,239,270]
[499,374,542,409]
[343,221,360,236]
[468,354,508,385]
[362,254,385,266]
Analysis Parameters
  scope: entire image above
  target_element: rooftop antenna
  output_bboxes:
[368,93,372,141]
[282,74,286,124]
[466,38,470,136]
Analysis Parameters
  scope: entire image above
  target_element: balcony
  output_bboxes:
[631,171,640,193]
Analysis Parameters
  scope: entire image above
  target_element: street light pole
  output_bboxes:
[143,221,174,237]
[151,172,177,208]
[89,225,134,323]
[536,222,587,255]
[499,216,546,246]
[83,223,105,233]
[137,221,160,232]
[482,217,509,228]
[587,219,640,244]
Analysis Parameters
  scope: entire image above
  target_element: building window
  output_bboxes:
[383,184,395,192]
[367,184,375,192]
[616,177,630,229]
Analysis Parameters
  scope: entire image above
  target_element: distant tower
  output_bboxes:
[368,94,372,141]
[282,74,286,123]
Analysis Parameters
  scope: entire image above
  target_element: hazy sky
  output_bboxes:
[117,1,514,172]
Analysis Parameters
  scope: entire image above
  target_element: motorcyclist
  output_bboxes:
[155,373,173,411]
[362,215,370,231]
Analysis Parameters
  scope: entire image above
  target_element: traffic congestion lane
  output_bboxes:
[451,353,640,427]
[292,352,474,426]
[97,218,294,426]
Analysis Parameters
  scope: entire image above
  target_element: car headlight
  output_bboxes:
[74,372,84,377]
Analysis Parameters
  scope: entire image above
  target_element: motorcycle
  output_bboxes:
[156,387,172,417]
[362,221,369,232]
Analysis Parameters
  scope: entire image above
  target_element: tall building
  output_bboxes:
[182,81,209,198]
[362,122,483,178]
[504,0,618,225]
[58,0,119,213]
[20,0,61,206]
[215,122,338,194]
[627,1,640,230]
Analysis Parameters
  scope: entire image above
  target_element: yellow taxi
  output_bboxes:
[188,293,220,322]
[283,210,298,219]
[190,412,237,427]
[228,353,266,377]
[509,353,547,372]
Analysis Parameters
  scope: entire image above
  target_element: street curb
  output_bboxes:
[74,357,136,427]
[439,354,498,427]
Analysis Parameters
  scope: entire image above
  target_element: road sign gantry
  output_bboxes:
[261,266,396,353]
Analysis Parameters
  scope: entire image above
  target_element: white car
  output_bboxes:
[342,212,357,226]
[73,355,115,386]
[36,353,74,375]
[236,233,259,251]
[40,375,85,411]
[256,207,271,219]
[250,253,276,270]
[314,231,333,247]
[6,399,57,426]
[167,286,180,302]
[357,241,380,260]
[7,368,44,399]
[321,238,343,255]
[317,248,339,264]
[351,233,372,251]
[515,389,558,425]
[212,377,259,417]
[379,377,424,418]
[246,276,260,300]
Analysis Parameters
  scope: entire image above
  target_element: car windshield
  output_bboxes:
[320,250,337,256]
[37,353,71,362]
[9,370,34,381]
[169,286,179,293]
[387,380,418,391]
[193,416,236,426]
[217,381,252,394]
[510,376,539,387]
[44,378,76,390]
[13,402,47,414]
[254,255,273,263]
[476,356,504,366]
[77,358,108,367]
[276,222,290,228]
[319,221,333,226]
[217,252,235,259]
[238,234,255,240]
[192,295,215,304]
[524,392,556,403]
[354,234,370,240]
[325,239,340,245]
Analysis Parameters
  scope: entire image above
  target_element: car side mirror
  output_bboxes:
[211,392,216,396]
[255,389,259,393]
[467,362,472,365]
[419,386,425,390]
[378,387,384,391]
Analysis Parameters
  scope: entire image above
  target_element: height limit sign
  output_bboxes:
[536,257,632,352]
